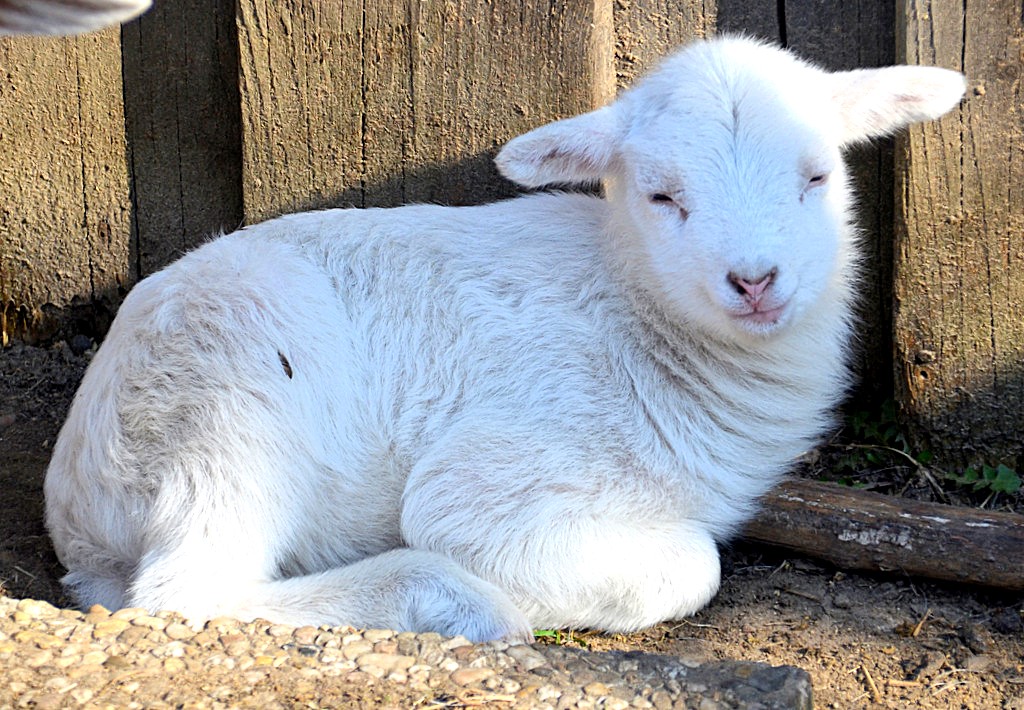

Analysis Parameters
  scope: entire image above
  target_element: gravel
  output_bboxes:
[0,596,812,709]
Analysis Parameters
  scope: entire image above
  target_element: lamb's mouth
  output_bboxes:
[730,303,789,331]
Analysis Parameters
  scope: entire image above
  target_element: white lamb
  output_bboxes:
[44,37,965,642]
[0,0,150,35]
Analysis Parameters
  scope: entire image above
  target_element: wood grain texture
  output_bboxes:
[409,0,615,205]
[121,0,242,277]
[236,0,614,223]
[783,0,897,406]
[893,0,1024,469]
[715,0,779,42]
[0,30,130,344]
[614,0,712,88]
[745,479,1024,591]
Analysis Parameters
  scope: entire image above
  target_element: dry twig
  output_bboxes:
[911,609,932,638]
[860,665,882,703]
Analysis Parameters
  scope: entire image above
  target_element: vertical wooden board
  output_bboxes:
[403,0,614,206]
[894,0,1023,468]
[0,30,130,344]
[783,0,893,66]
[614,0,713,89]
[237,0,366,222]
[236,0,614,222]
[358,1,414,207]
[611,0,788,89]
[715,0,780,42]
[122,0,242,277]
[783,0,896,405]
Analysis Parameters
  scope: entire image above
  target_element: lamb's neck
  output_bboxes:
[621,281,851,450]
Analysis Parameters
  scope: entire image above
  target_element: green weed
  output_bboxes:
[824,400,1020,504]
[532,628,590,647]
[947,464,1022,495]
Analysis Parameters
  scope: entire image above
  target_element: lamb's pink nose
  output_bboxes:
[728,268,777,304]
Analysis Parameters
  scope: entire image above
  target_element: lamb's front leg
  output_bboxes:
[127,538,532,642]
[244,549,533,641]
[400,435,722,633]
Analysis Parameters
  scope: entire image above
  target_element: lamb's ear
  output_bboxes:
[496,106,620,188]
[830,65,966,145]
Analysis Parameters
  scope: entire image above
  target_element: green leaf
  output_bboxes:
[990,465,1022,494]
[961,467,981,484]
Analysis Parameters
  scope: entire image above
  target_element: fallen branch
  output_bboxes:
[742,479,1024,591]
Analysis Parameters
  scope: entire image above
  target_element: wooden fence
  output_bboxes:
[0,0,1020,470]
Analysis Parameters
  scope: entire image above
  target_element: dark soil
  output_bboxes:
[2,340,1022,708]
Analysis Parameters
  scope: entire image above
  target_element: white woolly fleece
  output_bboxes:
[45,36,965,641]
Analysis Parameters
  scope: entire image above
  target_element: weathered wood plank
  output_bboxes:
[404,0,614,206]
[893,0,1023,469]
[236,0,363,221]
[121,0,242,277]
[745,479,1024,591]
[236,0,614,224]
[715,0,779,43]
[783,0,897,405]
[614,0,712,89]
[0,30,130,344]
[610,0,789,89]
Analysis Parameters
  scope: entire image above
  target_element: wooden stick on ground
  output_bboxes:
[742,479,1024,592]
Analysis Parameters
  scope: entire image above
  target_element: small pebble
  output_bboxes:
[164,657,187,673]
[831,592,853,609]
[362,628,395,643]
[93,619,131,638]
[111,607,148,622]
[82,650,109,665]
[68,334,95,355]
[15,599,54,619]
[450,667,495,686]
[25,650,54,668]
[508,644,549,671]
[117,625,149,645]
[206,616,241,633]
[964,654,993,672]
[268,624,293,638]
[342,641,374,660]
[441,635,472,650]
[70,688,94,704]
[165,622,195,640]
[292,626,319,645]
[373,639,399,654]
[84,606,111,624]
[355,653,416,673]
[133,615,169,631]
[699,698,727,710]
[14,630,63,649]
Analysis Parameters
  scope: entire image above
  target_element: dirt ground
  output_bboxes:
[2,340,1022,709]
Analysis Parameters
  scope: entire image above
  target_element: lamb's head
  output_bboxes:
[496,37,965,342]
